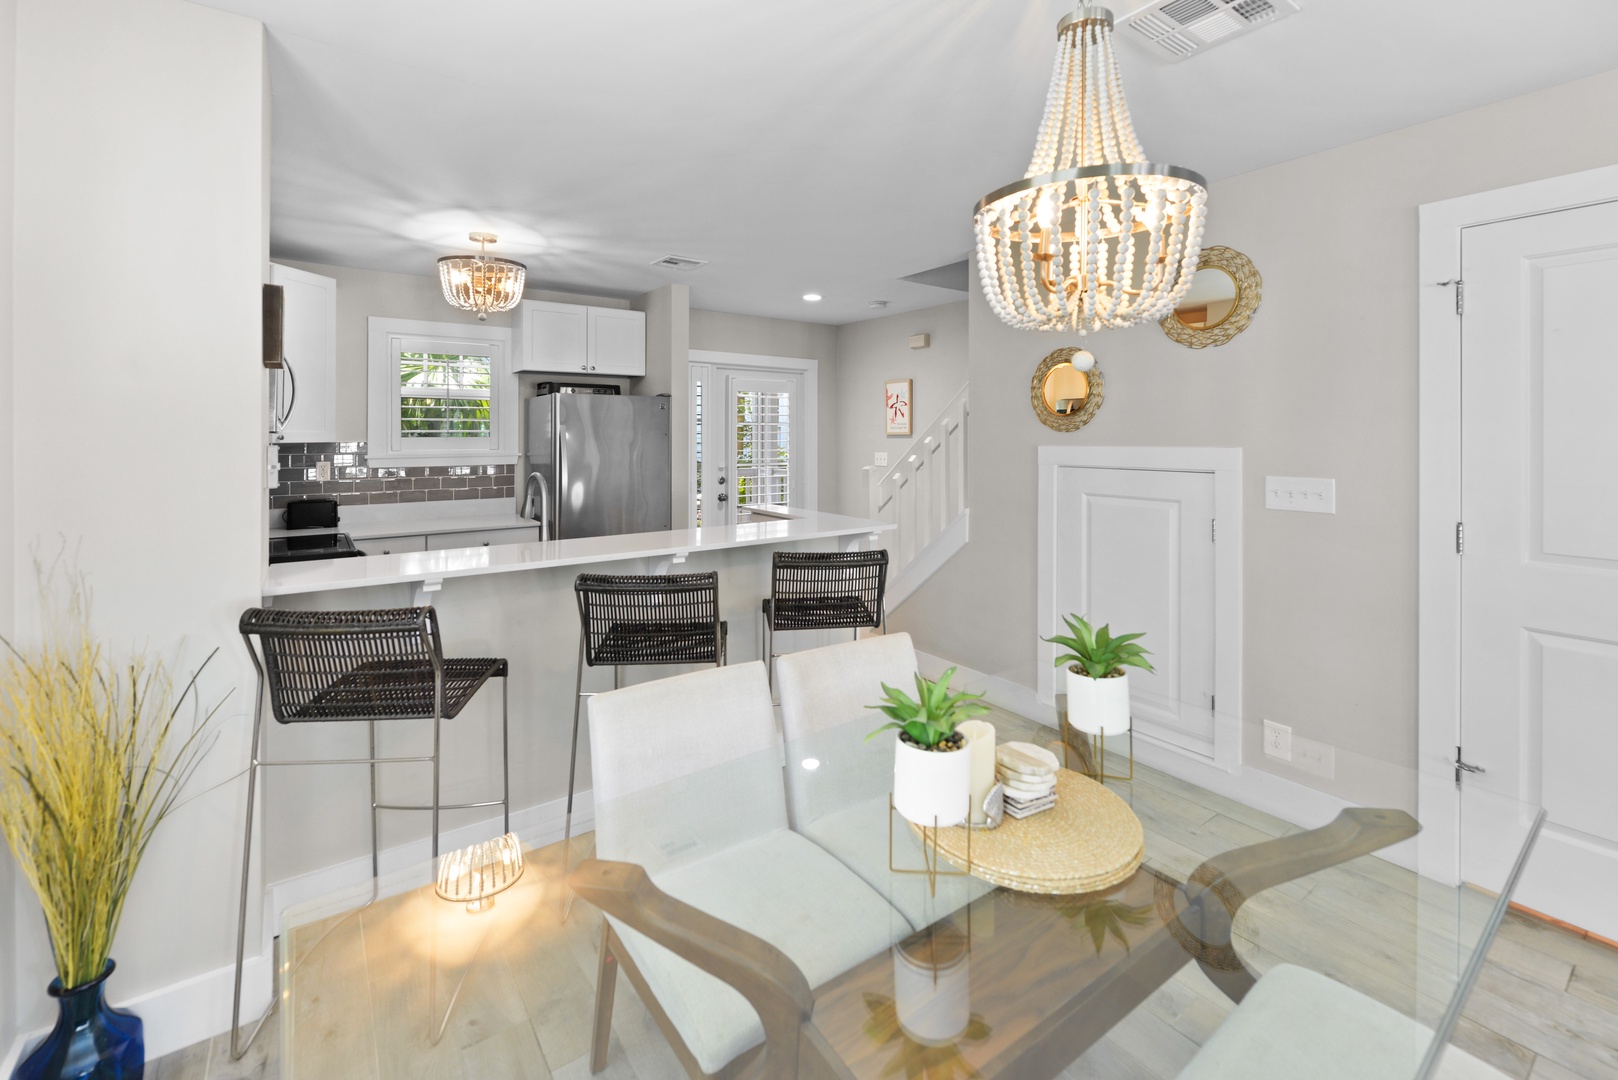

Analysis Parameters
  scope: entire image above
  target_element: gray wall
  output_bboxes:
[634,284,692,526]
[0,0,14,1053]
[895,66,1618,809]
[690,309,839,512]
[830,302,968,517]
[277,259,632,443]
[10,0,267,1035]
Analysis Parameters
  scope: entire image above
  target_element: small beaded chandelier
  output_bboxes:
[437,232,526,321]
[974,5,1207,334]
[436,832,524,913]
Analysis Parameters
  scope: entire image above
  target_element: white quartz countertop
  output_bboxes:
[262,509,893,598]
[268,511,535,541]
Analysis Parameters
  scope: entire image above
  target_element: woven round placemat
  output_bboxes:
[912,770,1144,895]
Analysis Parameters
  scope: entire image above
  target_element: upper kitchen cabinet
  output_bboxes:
[511,299,645,377]
[269,263,337,444]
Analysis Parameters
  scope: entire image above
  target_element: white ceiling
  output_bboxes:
[197,0,1618,325]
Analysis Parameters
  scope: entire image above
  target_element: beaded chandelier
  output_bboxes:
[974,5,1207,333]
[437,232,526,321]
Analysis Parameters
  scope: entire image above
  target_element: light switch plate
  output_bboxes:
[1292,734,1336,779]
[874,452,889,467]
[1265,475,1336,513]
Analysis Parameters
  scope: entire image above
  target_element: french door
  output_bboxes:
[690,362,806,527]
[1459,198,1618,938]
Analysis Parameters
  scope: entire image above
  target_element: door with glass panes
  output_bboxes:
[690,364,803,527]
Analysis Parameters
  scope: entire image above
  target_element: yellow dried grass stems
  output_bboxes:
[0,572,224,990]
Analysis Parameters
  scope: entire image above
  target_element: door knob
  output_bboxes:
[718,493,728,502]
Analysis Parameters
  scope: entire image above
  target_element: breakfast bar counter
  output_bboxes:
[252,508,895,895]
[262,508,892,601]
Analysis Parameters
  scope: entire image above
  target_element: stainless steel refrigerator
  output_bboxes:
[522,393,672,540]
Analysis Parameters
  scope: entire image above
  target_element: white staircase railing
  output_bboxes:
[867,384,969,610]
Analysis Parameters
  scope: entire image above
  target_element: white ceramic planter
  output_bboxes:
[893,933,971,1046]
[893,737,970,826]
[1066,668,1131,736]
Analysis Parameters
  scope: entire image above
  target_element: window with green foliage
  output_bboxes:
[399,351,492,439]
[368,320,510,462]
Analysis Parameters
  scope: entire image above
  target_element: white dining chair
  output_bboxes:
[583,660,911,1078]
[775,633,992,928]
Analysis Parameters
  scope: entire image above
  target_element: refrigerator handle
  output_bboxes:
[523,470,553,542]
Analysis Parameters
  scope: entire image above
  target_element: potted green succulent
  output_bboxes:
[1045,614,1153,739]
[867,668,989,827]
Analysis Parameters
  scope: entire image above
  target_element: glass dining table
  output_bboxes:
[271,706,1543,1080]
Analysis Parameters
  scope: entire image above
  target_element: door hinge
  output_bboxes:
[1211,518,1216,543]
[1455,521,1464,555]
[1438,278,1464,315]
[1454,745,1485,786]
[1210,694,1216,714]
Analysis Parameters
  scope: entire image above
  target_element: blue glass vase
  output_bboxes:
[13,961,144,1080]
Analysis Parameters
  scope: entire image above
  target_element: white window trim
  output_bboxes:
[367,317,516,466]
[688,350,819,518]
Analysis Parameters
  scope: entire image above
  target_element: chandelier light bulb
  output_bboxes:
[974,5,1207,334]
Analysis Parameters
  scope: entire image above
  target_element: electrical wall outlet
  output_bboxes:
[874,452,889,467]
[1265,476,1336,513]
[1263,719,1292,760]
[316,459,332,482]
[1292,735,1336,779]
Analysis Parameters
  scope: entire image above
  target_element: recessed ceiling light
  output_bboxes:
[803,293,822,302]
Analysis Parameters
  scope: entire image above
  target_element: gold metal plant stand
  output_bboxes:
[889,794,972,896]
[1057,694,1134,784]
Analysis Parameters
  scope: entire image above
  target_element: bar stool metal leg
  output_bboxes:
[231,658,269,1060]
[432,673,443,863]
[565,633,586,851]
[369,720,381,879]
[501,674,511,835]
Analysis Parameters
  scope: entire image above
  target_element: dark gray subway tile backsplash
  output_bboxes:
[270,442,516,509]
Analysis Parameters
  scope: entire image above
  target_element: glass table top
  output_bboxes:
[274,708,1543,1080]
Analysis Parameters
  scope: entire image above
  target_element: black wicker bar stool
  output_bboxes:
[564,572,727,852]
[231,606,509,1058]
[762,548,889,691]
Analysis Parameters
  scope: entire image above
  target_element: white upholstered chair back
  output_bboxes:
[588,661,786,874]
[776,633,919,830]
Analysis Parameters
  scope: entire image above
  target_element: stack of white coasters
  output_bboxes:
[995,742,1059,819]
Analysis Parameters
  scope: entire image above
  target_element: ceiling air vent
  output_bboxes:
[1120,0,1300,63]
[651,254,707,271]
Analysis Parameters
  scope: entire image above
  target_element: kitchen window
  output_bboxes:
[366,317,516,465]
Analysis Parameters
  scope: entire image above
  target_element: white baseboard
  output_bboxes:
[887,510,969,611]
[0,789,595,1071]
[915,650,1419,875]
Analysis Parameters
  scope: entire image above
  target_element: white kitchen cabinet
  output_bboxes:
[364,534,429,556]
[512,300,644,377]
[269,263,337,444]
[587,307,647,376]
[426,526,542,551]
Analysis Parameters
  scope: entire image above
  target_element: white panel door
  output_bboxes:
[1052,467,1217,757]
[1460,198,1618,938]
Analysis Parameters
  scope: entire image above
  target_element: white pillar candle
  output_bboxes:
[956,719,997,826]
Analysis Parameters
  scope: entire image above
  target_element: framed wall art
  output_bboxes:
[885,378,913,437]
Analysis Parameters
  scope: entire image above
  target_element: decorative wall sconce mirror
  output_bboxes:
[1159,245,1262,348]
[1032,348,1105,432]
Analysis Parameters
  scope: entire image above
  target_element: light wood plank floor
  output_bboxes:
[149,706,1618,1079]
